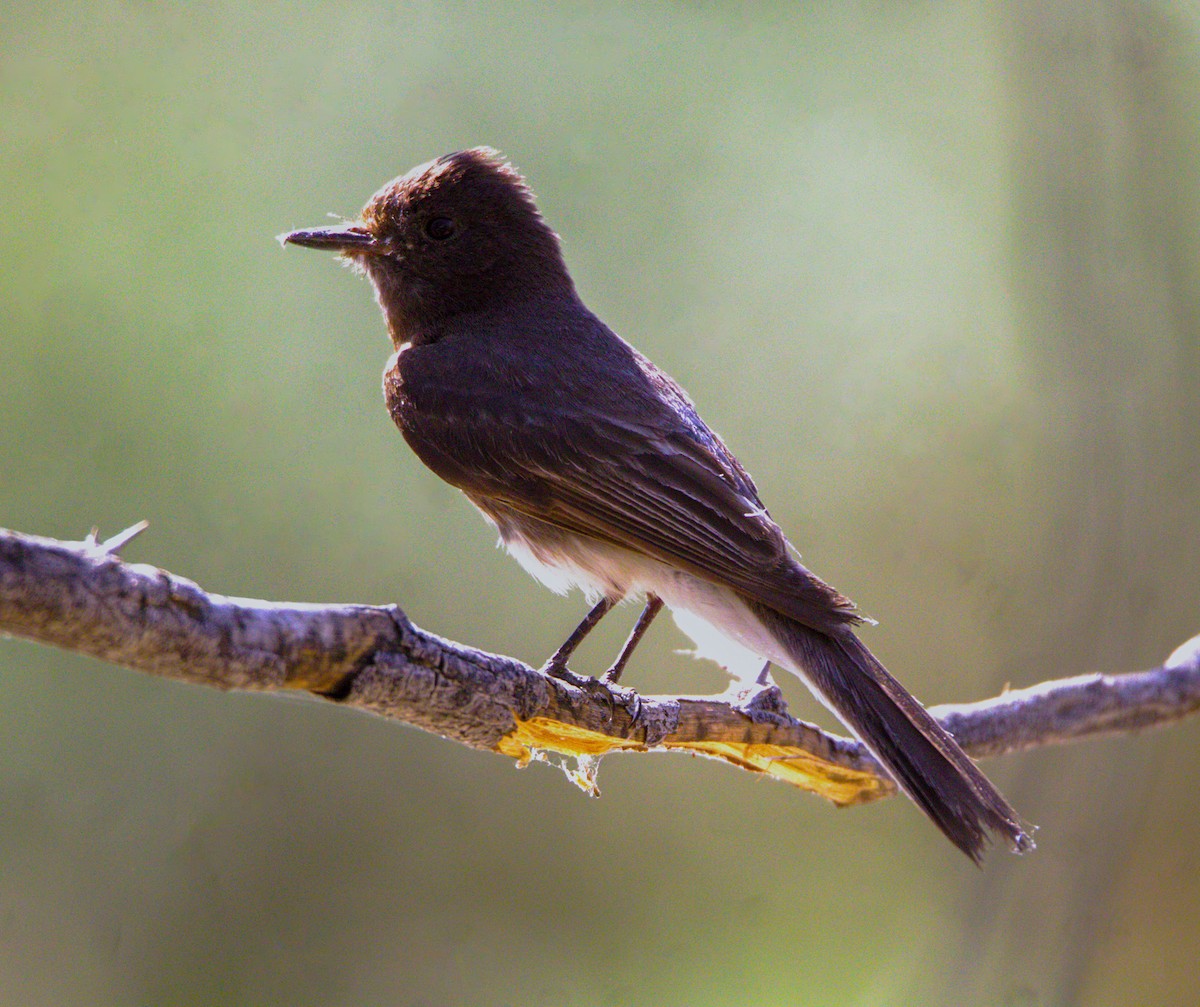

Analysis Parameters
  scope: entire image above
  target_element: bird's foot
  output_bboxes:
[540,660,644,731]
[604,679,643,731]
[539,658,593,691]
[598,665,622,687]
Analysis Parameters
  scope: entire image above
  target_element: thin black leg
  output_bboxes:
[542,595,617,675]
[602,594,664,685]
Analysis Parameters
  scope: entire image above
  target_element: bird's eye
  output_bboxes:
[424,216,456,241]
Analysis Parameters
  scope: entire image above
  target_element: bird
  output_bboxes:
[281,147,1032,862]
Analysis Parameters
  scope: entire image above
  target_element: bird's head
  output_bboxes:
[281,148,572,344]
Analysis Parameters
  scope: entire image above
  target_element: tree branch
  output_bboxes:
[2,526,1198,806]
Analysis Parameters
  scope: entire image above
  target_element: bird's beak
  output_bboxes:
[278,223,380,253]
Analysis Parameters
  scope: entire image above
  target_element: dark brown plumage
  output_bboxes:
[283,147,1033,862]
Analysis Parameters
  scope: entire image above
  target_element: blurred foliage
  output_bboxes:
[2,2,1199,1004]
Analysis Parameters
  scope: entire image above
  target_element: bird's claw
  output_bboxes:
[540,661,645,732]
[540,659,590,689]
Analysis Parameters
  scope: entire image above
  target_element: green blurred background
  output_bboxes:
[3,3,1199,1004]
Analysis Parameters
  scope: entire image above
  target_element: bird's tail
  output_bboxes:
[750,602,1033,862]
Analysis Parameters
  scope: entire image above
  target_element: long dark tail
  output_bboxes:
[750,603,1033,862]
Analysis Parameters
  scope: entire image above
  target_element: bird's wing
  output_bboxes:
[398,387,862,635]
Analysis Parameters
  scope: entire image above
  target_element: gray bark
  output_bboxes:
[2,526,1197,806]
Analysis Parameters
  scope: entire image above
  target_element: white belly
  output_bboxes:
[500,527,789,685]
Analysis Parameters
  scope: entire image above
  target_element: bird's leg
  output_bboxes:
[602,594,664,685]
[541,595,617,677]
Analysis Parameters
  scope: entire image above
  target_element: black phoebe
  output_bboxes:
[282,148,1032,861]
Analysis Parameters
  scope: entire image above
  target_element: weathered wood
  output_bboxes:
[2,527,1197,808]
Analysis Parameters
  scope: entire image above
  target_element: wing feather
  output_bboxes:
[406,404,861,633]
